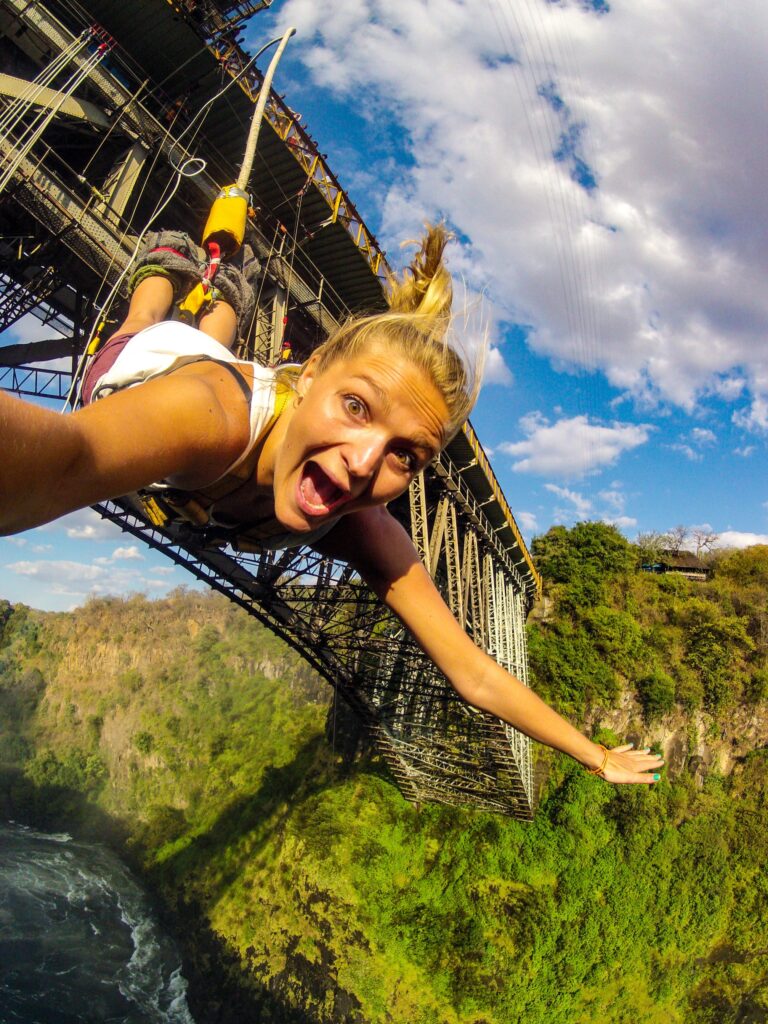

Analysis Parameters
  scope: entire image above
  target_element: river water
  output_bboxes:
[0,822,196,1024]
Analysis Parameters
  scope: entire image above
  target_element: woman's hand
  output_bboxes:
[595,744,664,785]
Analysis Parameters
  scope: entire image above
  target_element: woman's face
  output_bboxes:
[270,347,451,534]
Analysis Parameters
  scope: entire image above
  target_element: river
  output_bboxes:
[0,822,195,1023]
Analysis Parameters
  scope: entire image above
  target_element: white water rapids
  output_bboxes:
[0,822,195,1023]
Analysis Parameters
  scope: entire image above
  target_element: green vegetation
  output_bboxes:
[529,526,766,718]
[0,534,767,1023]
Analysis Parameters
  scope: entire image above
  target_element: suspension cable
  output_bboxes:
[0,40,109,196]
[0,30,90,137]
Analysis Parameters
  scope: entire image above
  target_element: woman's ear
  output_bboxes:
[296,353,321,397]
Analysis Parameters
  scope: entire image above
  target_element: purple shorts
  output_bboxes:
[81,331,135,405]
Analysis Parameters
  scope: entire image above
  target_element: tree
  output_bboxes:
[532,522,635,584]
[716,545,768,588]
[691,528,719,557]
[664,525,688,555]
[635,531,667,564]
[637,668,676,719]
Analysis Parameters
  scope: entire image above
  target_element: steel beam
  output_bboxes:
[0,72,111,128]
[0,337,75,366]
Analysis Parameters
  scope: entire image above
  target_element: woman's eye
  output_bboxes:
[393,449,417,472]
[343,395,366,418]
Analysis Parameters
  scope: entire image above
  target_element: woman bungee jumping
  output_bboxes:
[0,224,663,786]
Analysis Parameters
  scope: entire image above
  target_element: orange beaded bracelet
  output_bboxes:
[586,744,610,776]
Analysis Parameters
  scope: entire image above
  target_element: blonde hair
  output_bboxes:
[301,224,481,441]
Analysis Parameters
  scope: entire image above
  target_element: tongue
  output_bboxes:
[301,462,343,509]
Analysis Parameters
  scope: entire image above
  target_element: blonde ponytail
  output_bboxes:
[305,223,482,440]
[388,224,453,328]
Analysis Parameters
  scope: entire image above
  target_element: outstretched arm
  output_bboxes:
[0,362,249,535]
[318,507,663,785]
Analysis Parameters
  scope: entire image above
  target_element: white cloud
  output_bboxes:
[483,347,514,387]
[690,428,716,446]
[450,284,514,388]
[734,445,755,457]
[0,312,63,348]
[717,531,768,549]
[544,483,592,519]
[112,546,144,561]
[9,560,97,580]
[4,558,176,601]
[499,413,651,478]
[668,443,701,462]
[608,515,638,530]
[690,522,715,535]
[598,489,625,514]
[49,508,123,542]
[708,375,746,402]
[595,488,635,528]
[274,0,768,419]
[733,396,768,435]
[516,510,538,534]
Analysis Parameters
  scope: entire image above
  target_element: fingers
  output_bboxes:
[600,745,665,786]
[620,767,662,784]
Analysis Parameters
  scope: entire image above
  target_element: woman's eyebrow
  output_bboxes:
[350,374,391,410]
[349,374,442,453]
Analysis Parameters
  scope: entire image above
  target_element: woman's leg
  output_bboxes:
[116,229,244,350]
[113,274,237,350]
[81,275,176,405]
[204,244,260,349]
[198,298,238,350]
[116,275,175,336]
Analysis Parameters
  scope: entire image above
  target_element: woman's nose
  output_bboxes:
[344,436,385,479]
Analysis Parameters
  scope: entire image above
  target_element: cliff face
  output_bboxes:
[586,692,768,782]
[1,542,767,1024]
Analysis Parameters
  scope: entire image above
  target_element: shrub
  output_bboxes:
[745,667,768,704]
[528,620,619,714]
[583,606,644,678]
[137,804,188,850]
[637,669,676,719]
[715,545,768,588]
[134,731,154,755]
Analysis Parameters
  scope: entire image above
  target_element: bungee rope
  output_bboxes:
[63,25,296,410]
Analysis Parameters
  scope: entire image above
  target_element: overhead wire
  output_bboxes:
[549,5,611,387]
[485,0,583,359]
[0,31,88,138]
[77,77,149,183]
[13,16,349,398]
[512,0,610,490]
[495,0,590,365]
[515,0,604,388]
[0,40,107,196]
[486,0,606,488]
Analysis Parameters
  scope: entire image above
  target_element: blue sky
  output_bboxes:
[2,0,768,610]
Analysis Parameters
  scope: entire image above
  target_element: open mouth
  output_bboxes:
[297,461,351,517]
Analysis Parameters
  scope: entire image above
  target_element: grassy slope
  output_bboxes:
[0,533,766,1024]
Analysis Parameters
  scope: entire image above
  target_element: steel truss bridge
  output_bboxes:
[0,0,541,818]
